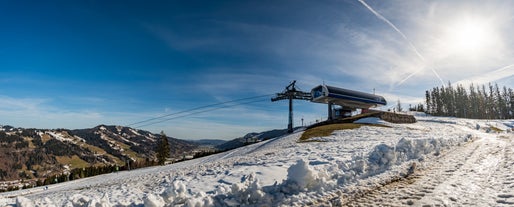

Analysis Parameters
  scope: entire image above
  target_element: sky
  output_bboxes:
[1,0,513,140]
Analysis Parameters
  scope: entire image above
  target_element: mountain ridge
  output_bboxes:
[0,124,199,183]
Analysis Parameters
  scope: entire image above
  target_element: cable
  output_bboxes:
[127,94,274,127]
[134,98,270,128]
[133,98,271,128]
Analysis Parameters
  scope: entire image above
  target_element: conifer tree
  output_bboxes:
[425,82,513,119]
[507,88,514,119]
[425,90,431,114]
[396,99,403,112]
[156,131,171,165]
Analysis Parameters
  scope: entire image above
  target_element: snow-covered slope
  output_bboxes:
[1,115,513,206]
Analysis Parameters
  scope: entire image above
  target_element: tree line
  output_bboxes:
[425,82,514,119]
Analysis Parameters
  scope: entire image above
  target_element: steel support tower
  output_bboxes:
[271,80,312,133]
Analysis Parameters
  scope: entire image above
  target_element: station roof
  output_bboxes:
[310,85,387,109]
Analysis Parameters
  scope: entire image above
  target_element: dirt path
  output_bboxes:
[334,134,514,207]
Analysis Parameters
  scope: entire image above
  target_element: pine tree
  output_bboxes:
[156,131,171,165]
[510,88,514,119]
[434,87,443,116]
[396,99,403,112]
[446,84,452,115]
[425,90,431,114]
[417,103,424,112]
[502,86,510,119]
[469,84,478,118]
[425,82,513,119]
[481,85,489,118]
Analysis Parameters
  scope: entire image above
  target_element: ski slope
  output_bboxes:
[1,114,513,206]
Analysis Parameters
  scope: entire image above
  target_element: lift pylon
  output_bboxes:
[271,80,312,133]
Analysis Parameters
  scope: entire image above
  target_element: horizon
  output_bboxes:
[1,0,513,140]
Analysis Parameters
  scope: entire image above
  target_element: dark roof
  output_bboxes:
[311,85,387,108]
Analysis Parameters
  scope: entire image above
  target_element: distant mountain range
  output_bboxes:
[189,139,227,147]
[216,128,296,151]
[0,124,291,184]
[0,124,198,182]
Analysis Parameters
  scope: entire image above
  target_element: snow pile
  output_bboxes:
[281,159,318,193]
[158,180,214,206]
[16,197,34,207]
[143,194,165,207]
[219,173,265,206]
[130,133,473,206]
[1,115,504,207]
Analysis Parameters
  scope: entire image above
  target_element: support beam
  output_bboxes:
[288,97,293,133]
[328,102,333,120]
[271,80,312,133]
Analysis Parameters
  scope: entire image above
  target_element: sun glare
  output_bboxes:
[443,16,495,57]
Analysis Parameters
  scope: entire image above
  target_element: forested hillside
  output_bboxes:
[0,125,199,189]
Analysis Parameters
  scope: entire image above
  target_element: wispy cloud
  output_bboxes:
[357,0,424,61]
[143,23,219,51]
[0,95,123,129]
[0,96,49,111]
[456,63,514,86]
[357,0,444,86]
[379,92,425,109]
[193,70,285,96]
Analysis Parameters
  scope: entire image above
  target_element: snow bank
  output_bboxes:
[138,132,472,206]
[16,197,34,207]
[143,193,165,207]
[1,116,494,207]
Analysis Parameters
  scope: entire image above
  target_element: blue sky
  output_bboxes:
[1,0,513,139]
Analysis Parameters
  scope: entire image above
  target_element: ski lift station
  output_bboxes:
[272,81,387,132]
[310,84,387,119]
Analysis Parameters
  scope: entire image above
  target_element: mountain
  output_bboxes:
[0,124,199,182]
[215,128,296,151]
[189,139,227,147]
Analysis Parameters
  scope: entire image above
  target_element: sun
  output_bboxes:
[450,20,487,51]
[442,16,495,57]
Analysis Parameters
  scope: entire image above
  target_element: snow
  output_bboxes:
[46,131,75,143]
[1,115,513,206]
[129,128,142,136]
[15,197,33,207]
[353,117,389,125]
[113,133,140,147]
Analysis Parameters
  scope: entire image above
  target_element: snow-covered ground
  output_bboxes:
[1,114,513,206]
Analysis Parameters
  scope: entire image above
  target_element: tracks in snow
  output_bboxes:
[332,134,514,207]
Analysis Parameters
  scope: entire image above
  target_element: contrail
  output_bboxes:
[493,63,514,73]
[397,68,422,86]
[456,63,514,86]
[357,0,445,86]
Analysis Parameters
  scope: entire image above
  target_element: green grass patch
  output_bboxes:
[82,143,107,155]
[299,139,328,143]
[56,155,90,169]
[299,123,389,142]
[40,134,52,144]
[489,126,504,133]
[118,142,142,160]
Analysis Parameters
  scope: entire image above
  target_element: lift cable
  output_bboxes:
[127,93,273,127]
[133,97,271,128]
